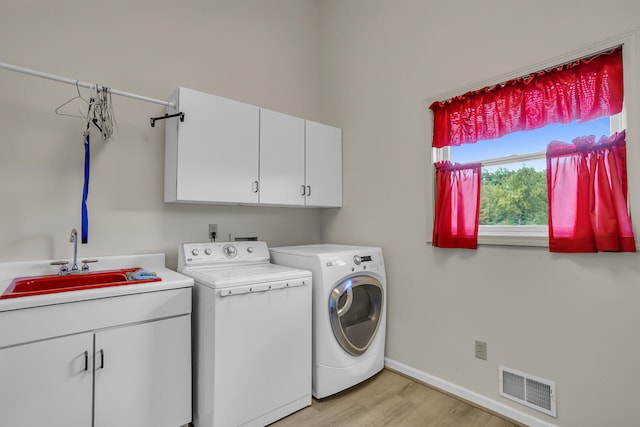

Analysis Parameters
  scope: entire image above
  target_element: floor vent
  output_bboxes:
[499,366,557,417]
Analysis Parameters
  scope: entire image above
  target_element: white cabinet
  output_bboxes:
[304,120,343,207]
[165,86,260,204]
[259,109,306,206]
[259,109,343,207]
[165,87,342,207]
[94,316,191,427]
[0,333,94,427]
[0,289,192,427]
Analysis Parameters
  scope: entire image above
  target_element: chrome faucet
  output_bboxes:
[50,228,96,275]
[70,228,79,271]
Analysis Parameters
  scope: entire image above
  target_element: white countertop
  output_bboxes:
[0,253,193,312]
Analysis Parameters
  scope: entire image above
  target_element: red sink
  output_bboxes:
[1,268,161,299]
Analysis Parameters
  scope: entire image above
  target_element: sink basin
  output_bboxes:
[1,268,161,299]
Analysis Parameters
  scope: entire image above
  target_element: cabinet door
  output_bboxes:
[93,315,191,427]
[305,120,343,207]
[0,333,93,427]
[259,108,305,206]
[174,87,259,204]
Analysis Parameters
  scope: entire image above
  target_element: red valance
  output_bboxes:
[430,48,623,148]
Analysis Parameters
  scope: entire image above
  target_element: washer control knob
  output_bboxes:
[353,255,362,265]
[191,249,200,256]
[223,244,237,258]
[247,247,254,253]
[204,248,212,255]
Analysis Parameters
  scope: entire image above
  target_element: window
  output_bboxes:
[429,32,639,248]
[443,116,616,245]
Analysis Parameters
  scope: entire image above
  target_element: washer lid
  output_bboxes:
[179,263,310,288]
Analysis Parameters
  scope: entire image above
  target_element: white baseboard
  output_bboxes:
[384,358,559,427]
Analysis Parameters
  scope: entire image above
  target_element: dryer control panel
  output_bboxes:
[325,249,384,275]
[179,241,270,268]
[351,251,384,274]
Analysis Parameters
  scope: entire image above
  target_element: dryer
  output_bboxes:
[269,244,386,398]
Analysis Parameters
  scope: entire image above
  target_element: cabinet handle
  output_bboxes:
[98,349,104,369]
[300,185,306,196]
[307,186,311,197]
[84,351,89,371]
[252,180,259,193]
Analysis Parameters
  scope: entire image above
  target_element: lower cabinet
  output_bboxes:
[94,315,191,427]
[0,295,191,427]
[0,332,94,427]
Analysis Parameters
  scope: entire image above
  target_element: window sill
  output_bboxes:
[478,225,548,247]
[477,233,548,247]
[426,233,548,247]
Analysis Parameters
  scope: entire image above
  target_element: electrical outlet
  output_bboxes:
[208,224,218,241]
[475,340,487,360]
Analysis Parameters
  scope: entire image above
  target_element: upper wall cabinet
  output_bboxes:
[165,87,260,204]
[259,109,306,206]
[164,86,342,208]
[304,120,342,208]
[259,109,342,207]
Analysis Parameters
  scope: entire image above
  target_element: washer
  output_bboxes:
[178,241,312,427]
[269,244,386,399]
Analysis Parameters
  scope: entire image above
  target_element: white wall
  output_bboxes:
[4,1,640,425]
[0,0,326,268]
[319,1,640,426]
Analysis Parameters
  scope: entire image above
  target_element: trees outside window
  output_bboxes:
[480,166,547,226]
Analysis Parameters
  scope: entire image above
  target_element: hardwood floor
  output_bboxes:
[270,369,524,427]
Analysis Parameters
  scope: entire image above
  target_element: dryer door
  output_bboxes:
[329,275,383,356]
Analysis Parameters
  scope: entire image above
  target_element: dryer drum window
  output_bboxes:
[329,275,383,356]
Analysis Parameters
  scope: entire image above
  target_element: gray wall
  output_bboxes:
[0,0,326,268]
[319,1,640,426]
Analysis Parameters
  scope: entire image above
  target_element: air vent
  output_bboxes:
[499,366,557,417]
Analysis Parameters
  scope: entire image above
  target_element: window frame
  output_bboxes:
[427,29,640,248]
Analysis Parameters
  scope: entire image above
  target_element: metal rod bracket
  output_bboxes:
[150,112,185,127]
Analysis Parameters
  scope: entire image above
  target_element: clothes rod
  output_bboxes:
[0,61,175,108]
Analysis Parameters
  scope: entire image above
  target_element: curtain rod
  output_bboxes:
[0,61,175,108]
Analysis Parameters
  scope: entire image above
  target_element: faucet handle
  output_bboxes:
[50,260,69,275]
[81,259,98,271]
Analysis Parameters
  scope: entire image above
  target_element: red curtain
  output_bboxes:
[546,131,635,252]
[430,48,623,148]
[433,161,481,248]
